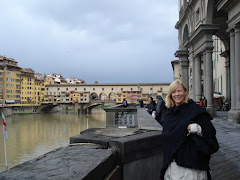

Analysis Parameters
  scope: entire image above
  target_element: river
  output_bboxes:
[0,108,106,173]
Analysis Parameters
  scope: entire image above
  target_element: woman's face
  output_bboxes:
[148,98,152,103]
[172,85,187,106]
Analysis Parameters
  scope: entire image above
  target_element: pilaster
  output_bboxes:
[195,55,202,102]
[175,50,189,90]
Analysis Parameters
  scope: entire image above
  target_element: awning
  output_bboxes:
[214,93,224,98]
[6,100,15,103]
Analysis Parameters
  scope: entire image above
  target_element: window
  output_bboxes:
[112,88,114,90]
[66,88,68,91]
[93,88,95,91]
[84,88,86,91]
[121,88,123,91]
[150,88,152,90]
[58,88,60,90]
[75,88,77,90]
[131,88,133,90]
[102,88,104,91]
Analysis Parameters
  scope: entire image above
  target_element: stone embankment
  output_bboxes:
[0,108,163,180]
[1,109,239,180]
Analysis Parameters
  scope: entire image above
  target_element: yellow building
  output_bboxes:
[116,91,142,104]
[0,56,21,104]
[35,78,45,104]
[70,91,81,103]
[44,76,55,85]
[20,68,35,105]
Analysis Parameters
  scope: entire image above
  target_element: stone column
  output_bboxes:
[195,55,202,102]
[235,25,240,109]
[189,51,195,100]
[221,51,230,102]
[205,47,214,115]
[175,50,189,89]
[226,56,230,102]
[202,52,206,97]
[230,30,236,110]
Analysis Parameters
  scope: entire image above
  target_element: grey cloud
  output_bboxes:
[0,0,178,83]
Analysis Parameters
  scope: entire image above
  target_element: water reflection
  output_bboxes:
[0,108,106,172]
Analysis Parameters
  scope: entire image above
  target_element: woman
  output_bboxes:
[160,80,219,180]
[145,96,156,115]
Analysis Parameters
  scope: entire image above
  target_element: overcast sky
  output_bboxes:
[0,0,179,84]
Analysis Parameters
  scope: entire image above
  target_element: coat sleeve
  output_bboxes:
[191,113,219,155]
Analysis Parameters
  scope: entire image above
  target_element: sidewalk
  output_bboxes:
[210,112,240,180]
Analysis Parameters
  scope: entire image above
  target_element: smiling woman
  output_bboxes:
[166,80,189,108]
[159,80,219,180]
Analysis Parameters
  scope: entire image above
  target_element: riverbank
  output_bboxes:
[0,109,106,173]
[0,107,163,179]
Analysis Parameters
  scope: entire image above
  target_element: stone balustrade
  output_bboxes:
[104,104,138,128]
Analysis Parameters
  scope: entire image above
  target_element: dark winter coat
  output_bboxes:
[145,101,156,114]
[160,99,219,180]
[155,100,166,123]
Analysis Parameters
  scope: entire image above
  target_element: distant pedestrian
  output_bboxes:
[155,95,166,124]
[139,99,144,108]
[199,98,203,107]
[145,97,156,115]
[160,80,219,180]
[202,96,207,109]
[122,98,128,107]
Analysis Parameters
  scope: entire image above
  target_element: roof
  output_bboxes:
[46,82,171,87]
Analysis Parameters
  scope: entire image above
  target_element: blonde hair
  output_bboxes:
[166,80,190,108]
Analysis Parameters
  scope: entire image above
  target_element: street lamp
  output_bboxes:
[137,84,140,92]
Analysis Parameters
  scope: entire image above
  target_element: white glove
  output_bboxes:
[188,123,202,136]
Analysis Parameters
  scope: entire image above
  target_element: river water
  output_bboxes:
[0,108,106,173]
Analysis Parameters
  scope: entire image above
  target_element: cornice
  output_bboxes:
[216,0,239,12]
[183,24,221,47]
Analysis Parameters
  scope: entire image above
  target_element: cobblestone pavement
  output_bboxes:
[210,112,240,180]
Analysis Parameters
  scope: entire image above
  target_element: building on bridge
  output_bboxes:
[116,91,143,104]
[175,0,240,122]
[45,83,170,104]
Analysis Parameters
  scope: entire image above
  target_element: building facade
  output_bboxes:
[0,56,21,104]
[116,91,143,104]
[175,0,240,122]
[20,68,35,105]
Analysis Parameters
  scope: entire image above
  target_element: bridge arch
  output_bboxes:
[99,92,108,101]
[109,92,116,101]
[90,92,98,100]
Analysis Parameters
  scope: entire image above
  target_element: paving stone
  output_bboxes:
[211,115,240,180]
